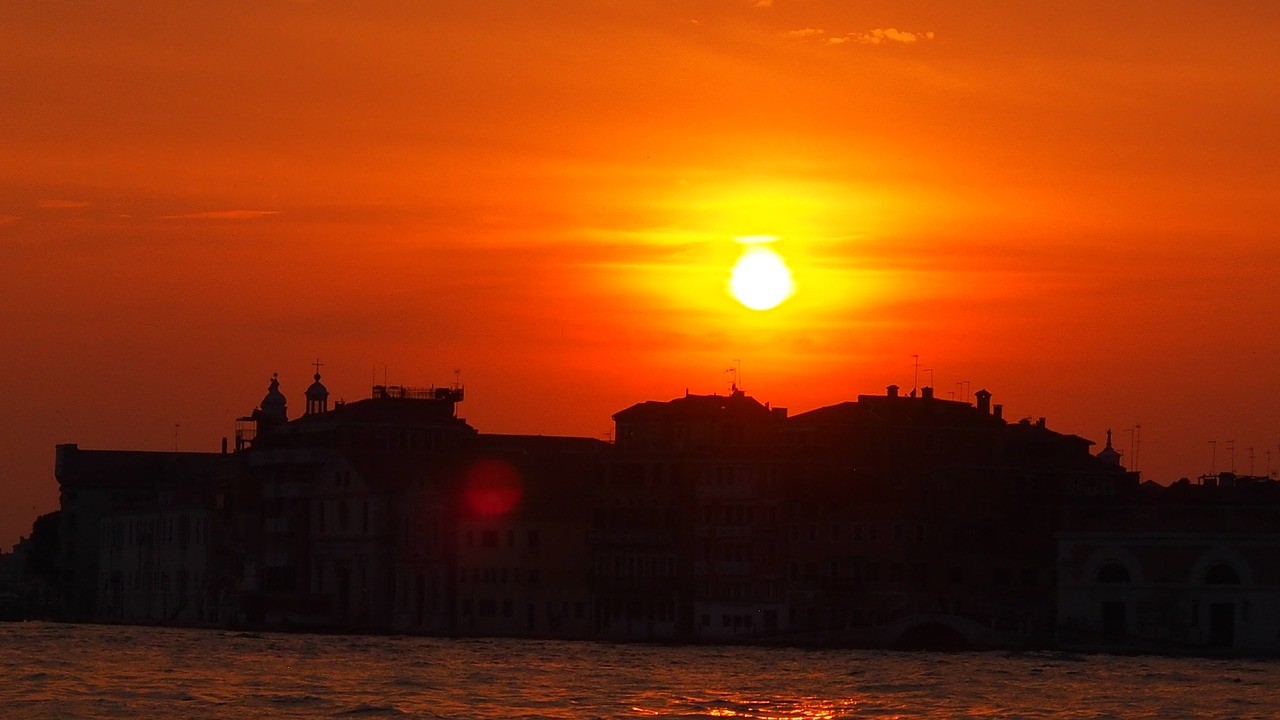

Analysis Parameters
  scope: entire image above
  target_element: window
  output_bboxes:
[1205,563,1241,585]
[1097,562,1130,584]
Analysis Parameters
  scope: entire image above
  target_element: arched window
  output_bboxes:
[1097,562,1131,584]
[1205,563,1240,585]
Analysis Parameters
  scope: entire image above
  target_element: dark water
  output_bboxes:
[2,622,1277,719]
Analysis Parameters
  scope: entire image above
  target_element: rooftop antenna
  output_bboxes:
[912,354,920,393]
[923,368,934,390]
[453,368,462,389]
[1125,427,1135,471]
[1227,439,1235,473]
[1209,440,1217,475]
[1248,447,1255,476]
[956,380,970,403]
[1135,424,1142,472]
[173,423,181,452]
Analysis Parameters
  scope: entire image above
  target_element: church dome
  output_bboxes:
[304,368,330,415]
[306,372,329,402]
[259,373,288,422]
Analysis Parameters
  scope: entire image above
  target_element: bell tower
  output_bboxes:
[305,358,329,416]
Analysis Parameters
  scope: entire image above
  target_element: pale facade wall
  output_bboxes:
[1058,531,1280,653]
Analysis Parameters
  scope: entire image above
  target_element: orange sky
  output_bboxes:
[3,1,1279,547]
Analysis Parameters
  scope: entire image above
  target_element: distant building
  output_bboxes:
[782,385,1135,648]
[1058,473,1280,654]
[599,388,790,641]
[64,365,1280,656]
[54,443,225,621]
[454,434,605,639]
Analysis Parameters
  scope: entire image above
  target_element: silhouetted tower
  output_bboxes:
[305,359,329,416]
[1097,428,1123,467]
[258,373,288,429]
[974,388,992,414]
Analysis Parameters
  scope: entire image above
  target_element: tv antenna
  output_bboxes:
[726,359,742,392]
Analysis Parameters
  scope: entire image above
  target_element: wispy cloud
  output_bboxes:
[0,214,20,225]
[753,0,773,8]
[784,28,825,39]
[849,28,934,44]
[38,199,92,209]
[786,27,935,46]
[158,210,281,220]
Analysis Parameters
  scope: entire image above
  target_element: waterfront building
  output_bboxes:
[599,387,790,641]
[784,385,1135,647]
[1058,473,1280,653]
[453,434,605,638]
[54,443,225,622]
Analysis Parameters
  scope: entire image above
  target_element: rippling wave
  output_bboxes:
[2,623,1278,719]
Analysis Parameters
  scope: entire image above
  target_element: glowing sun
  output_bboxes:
[728,243,795,311]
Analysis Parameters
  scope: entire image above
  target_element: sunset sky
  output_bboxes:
[3,1,1279,547]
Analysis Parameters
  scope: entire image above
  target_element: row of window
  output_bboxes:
[102,514,206,549]
[104,568,200,593]
[458,566,540,586]
[459,598,587,620]
[701,612,756,630]
[594,554,677,578]
[465,528,540,549]
[789,522,927,544]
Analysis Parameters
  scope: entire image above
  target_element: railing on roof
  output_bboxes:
[371,384,464,402]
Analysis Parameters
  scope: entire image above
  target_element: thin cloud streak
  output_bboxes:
[786,27,936,46]
[158,210,282,221]
[38,199,92,209]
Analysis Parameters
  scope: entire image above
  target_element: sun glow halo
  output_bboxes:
[728,241,795,311]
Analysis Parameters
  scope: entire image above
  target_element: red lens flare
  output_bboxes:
[463,459,523,517]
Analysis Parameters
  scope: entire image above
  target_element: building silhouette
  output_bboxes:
[40,367,1280,653]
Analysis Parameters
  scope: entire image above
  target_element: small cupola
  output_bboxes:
[1097,428,1123,466]
[305,359,329,416]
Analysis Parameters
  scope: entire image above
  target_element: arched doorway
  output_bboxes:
[893,621,972,651]
[1204,563,1240,648]
[1096,561,1131,644]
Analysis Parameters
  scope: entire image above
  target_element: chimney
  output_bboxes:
[975,388,992,414]
[1037,417,1046,428]
[993,403,1003,420]
[221,437,228,454]
[921,386,933,399]
[887,384,899,398]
